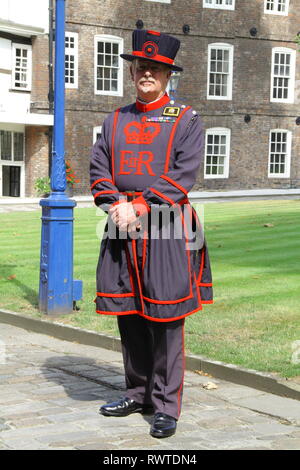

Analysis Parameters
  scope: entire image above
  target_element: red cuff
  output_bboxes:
[131,195,151,217]
[110,198,127,208]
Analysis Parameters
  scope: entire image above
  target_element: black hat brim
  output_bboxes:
[120,53,183,72]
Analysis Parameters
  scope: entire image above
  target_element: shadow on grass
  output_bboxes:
[0,264,38,308]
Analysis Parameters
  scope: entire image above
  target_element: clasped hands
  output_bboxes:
[109,201,142,233]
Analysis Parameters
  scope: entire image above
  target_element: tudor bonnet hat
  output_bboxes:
[120,29,183,72]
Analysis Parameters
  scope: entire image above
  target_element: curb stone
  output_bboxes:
[1,308,300,401]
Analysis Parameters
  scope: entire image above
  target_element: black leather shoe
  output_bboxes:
[100,397,153,417]
[150,412,177,438]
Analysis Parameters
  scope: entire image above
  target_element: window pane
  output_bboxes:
[13,46,30,89]
[104,68,110,79]
[97,79,103,90]
[1,131,12,160]
[14,133,24,161]
[112,55,119,67]
[96,39,120,93]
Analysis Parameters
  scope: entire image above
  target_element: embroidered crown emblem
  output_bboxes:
[124,116,161,144]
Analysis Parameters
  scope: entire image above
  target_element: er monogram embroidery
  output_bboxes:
[118,150,156,176]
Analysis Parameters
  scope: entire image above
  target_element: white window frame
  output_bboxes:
[94,35,123,97]
[207,43,234,100]
[204,128,231,179]
[264,0,289,16]
[268,129,292,178]
[270,47,296,104]
[11,43,32,91]
[93,126,102,145]
[0,125,25,197]
[65,32,78,89]
[145,0,171,3]
[203,0,235,11]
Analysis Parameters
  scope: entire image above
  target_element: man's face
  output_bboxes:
[130,59,171,102]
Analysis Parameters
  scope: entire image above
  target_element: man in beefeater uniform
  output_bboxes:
[90,29,213,438]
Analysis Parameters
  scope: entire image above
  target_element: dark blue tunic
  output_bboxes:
[90,93,213,322]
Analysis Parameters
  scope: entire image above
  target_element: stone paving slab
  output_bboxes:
[0,322,300,450]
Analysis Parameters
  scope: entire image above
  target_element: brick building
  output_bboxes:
[1,0,300,197]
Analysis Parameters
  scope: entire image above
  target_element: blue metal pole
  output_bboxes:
[39,0,82,315]
[51,0,66,194]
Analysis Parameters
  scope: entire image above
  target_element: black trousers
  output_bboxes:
[117,315,185,420]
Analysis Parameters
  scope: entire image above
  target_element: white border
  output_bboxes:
[203,0,235,11]
[65,32,78,89]
[270,47,296,104]
[94,35,123,97]
[0,124,25,197]
[268,129,292,178]
[207,43,234,101]
[11,43,32,91]
[264,0,289,16]
[204,127,231,179]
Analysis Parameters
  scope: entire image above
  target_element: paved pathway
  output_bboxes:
[0,323,300,450]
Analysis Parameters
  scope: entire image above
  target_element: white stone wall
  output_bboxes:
[0,0,49,33]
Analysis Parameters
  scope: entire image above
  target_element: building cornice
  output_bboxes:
[0,18,45,37]
[0,112,53,126]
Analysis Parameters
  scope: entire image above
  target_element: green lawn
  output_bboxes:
[0,199,299,379]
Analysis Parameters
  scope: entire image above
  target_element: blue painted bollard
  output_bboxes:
[39,194,82,315]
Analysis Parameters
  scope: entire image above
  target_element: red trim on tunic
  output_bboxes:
[110,199,127,208]
[194,272,202,307]
[111,108,120,184]
[198,247,205,284]
[178,197,189,206]
[132,239,145,316]
[121,191,143,197]
[160,174,188,195]
[164,106,191,173]
[96,310,140,315]
[97,292,134,298]
[177,321,185,418]
[135,93,170,113]
[131,195,151,216]
[96,306,203,321]
[94,190,118,199]
[125,242,136,294]
[148,187,175,205]
[138,306,202,323]
[142,293,192,304]
[132,51,174,65]
[90,178,114,190]
[142,235,147,272]
[179,207,194,300]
